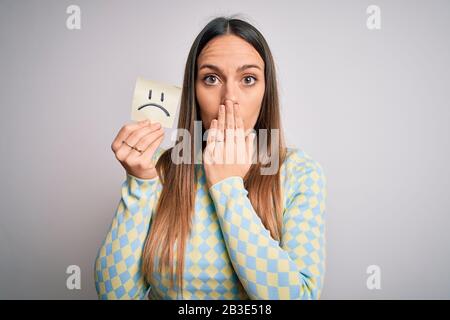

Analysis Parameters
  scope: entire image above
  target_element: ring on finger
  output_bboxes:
[122,140,143,154]
[132,146,143,154]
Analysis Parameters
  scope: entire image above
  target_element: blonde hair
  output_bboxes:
[141,16,287,297]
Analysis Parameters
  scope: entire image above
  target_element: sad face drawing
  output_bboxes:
[131,77,181,128]
[139,89,170,117]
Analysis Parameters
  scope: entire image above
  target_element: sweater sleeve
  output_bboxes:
[208,152,327,300]
[94,148,165,299]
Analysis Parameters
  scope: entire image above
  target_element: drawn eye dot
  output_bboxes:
[148,89,152,100]
[161,92,164,102]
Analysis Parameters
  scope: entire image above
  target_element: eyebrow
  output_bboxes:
[198,63,262,73]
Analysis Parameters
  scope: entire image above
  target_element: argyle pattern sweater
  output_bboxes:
[94,147,327,300]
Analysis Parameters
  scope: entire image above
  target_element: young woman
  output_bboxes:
[95,16,327,300]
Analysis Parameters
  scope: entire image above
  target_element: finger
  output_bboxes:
[116,123,161,160]
[111,119,150,152]
[128,122,162,145]
[245,132,257,164]
[234,103,246,164]
[224,100,235,164]
[215,104,225,164]
[139,131,165,166]
[207,119,218,145]
[128,127,165,160]
[214,139,224,164]
[234,103,244,130]
[214,114,224,165]
[225,100,235,130]
[217,104,225,142]
[244,127,254,137]
[205,120,217,164]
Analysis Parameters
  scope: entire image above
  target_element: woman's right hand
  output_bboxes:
[111,119,165,180]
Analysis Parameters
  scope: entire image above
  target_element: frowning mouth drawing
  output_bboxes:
[137,89,170,117]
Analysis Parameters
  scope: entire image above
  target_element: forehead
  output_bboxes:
[197,34,264,68]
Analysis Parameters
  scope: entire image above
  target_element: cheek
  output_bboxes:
[241,85,264,127]
[196,84,219,125]
[241,105,261,130]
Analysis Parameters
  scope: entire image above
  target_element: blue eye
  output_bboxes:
[243,76,257,86]
[202,75,257,86]
[203,75,218,85]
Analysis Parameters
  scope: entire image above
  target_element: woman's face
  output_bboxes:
[196,34,265,132]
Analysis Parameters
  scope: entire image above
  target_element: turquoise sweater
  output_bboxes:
[94,147,327,300]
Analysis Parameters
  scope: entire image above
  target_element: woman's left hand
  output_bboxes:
[203,99,256,189]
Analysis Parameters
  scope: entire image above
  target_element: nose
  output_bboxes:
[221,81,238,105]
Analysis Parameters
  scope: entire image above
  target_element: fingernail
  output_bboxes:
[220,105,225,112]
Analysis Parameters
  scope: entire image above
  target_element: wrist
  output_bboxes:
[207,175,244,191]
[127,172,159,182]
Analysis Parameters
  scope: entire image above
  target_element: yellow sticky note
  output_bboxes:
[131,77,181,128]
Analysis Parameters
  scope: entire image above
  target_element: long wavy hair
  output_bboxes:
[141,16,287,297]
